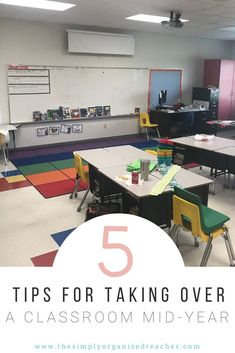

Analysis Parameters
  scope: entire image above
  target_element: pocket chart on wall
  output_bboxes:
[7,64,149,124]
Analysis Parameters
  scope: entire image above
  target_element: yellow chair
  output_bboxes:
[170,186,235,266]
[70,152,90,212]
[140,112,160,141]
[0,132,10,165]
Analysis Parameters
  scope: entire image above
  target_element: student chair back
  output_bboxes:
[139,112,160,140]
[70,152,90,212]
[140,112,153,127]
[170,186,235,266]
[74,152,89,184]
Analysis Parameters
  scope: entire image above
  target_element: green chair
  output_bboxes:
[170,186,235,266]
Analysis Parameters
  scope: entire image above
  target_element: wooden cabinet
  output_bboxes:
[203,59,235,120]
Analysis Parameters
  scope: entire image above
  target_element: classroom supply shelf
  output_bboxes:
[13,114,138,126]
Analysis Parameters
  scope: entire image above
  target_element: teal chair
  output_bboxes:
[170,186,235,266]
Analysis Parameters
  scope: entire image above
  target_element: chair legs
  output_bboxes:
[172,227,213,266]
[140,126,160,140]
[169,224,178,239]
[77,188,90,212]
[200,235,213,266]
[70,174,90,212]
[1,145,8,165]
[222,228,235,266]
[169,224,181,247]
[6,143,9,161]
[70,174,80,199]
[170,225,235,267]
[145,127,149,141]
[223,172,235,190]
[200,228,235,267]
[209,169,217,195]
[194,236,200,247]
[232,175,235,189]
[156,126,161,139]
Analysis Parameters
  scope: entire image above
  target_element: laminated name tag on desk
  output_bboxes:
[149,165,181,196]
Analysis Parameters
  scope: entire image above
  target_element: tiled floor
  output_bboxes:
[0,134,235,267]
[172,166,235,266]
[0,182,85,266]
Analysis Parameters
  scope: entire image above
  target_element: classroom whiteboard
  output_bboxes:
[7,65,149,123]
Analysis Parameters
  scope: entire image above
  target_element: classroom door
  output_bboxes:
[148,69,182,111]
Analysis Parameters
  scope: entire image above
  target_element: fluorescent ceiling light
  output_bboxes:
[219,27,235,32]
[126,14,188,24]
[0,0,76,11]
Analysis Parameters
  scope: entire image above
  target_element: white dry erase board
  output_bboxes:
[7,64,149,124]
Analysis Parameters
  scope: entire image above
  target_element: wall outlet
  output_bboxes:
[103,123,107,129]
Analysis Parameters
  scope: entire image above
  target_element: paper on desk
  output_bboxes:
[116,175,143,186]
[127,160,157,172]
[149,165,181,196]
[194,134,214,141]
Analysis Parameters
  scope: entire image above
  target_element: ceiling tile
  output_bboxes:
[0,0,235,40]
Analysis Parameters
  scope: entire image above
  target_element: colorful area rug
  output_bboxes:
[9,152,88,198]
[31,228,75,266]
[31,250,58,267]
[1,136,158,198]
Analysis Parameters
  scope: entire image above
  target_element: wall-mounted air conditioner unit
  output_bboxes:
[67,30,135,56]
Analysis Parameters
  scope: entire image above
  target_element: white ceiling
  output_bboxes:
[1,0,235,40]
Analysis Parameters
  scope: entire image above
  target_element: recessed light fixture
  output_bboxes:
[0,0,76,11]
[126,13,188,24]
[219,27,235,32]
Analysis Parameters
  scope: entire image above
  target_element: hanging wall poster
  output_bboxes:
[0,213,234,353]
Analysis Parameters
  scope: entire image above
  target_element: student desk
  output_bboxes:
[172,135,235,167]
[77,145,212,228]
[215,146,235,188]
[217,146,235,157]
[77,148,125,197]
[173,135,235,149]
[172,136,235,192]
[0,124,17,149]
[99,164,212,228]
[77,146,156,199]
[104,145,157,164]
[206,120,235,135]
[78,148,125,168]
[78,145,156,169]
